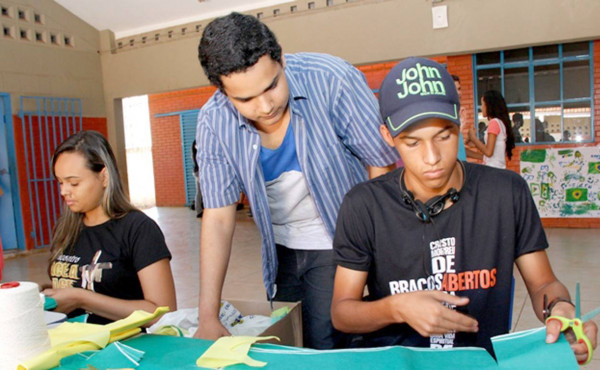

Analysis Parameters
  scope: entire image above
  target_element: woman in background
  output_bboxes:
[468,90,515,169]
[44,130,176,324]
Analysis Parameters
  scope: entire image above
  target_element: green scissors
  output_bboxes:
[545,283,600,365]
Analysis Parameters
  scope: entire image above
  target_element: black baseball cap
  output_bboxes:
[379,57,460,137]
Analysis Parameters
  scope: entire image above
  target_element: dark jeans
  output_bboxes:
[273,244,343,349]
[193,173,203,216]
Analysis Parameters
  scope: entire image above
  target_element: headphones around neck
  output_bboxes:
[400,162,464,223]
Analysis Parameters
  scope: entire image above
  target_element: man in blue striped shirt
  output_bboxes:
[193,12,399,349]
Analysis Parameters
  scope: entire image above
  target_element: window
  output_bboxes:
[273,8,280,16]
[308,2,315,9]
[291,5,298,12]
[35,31,43,42]
[3,25,12,38]
[327,0,334,6]
[19,28,28,40]
[17,9,26,20]
[473,41,593,144]
[195,24,201,32]
[63,35,72,46]
[33,12,42,24]
[50,33,57,44]
[1,6,10,17]
[257,12,263,19]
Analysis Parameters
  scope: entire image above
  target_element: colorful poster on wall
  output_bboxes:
[520,147,600,217]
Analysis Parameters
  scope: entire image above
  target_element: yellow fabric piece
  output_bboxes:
[109,327,142,342]
[18,306,169,370]
[49,322,111,348]
[270,307,290,319]
[152,325,186,337]
[106,307,169,337]
[196,336,279,369]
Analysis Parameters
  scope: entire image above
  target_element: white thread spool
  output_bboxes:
[0,281,51,370]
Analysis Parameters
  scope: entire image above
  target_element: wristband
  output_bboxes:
[543,295,575,320]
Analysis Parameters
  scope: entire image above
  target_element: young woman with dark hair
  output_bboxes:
[43,130,176,324]
[468,90,516,169]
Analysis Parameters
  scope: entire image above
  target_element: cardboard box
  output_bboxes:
[226,299,303,347]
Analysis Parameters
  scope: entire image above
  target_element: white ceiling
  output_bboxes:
[54,0,294,39]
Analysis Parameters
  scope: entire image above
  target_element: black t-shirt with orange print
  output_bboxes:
[334,162,548,354]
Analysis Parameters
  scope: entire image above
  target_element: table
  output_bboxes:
[54,327,578,369]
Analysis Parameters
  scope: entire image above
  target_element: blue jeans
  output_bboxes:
[273,244,343,349]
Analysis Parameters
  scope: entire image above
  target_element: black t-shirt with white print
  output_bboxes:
[49,211,171,324]
[333,162,548,353]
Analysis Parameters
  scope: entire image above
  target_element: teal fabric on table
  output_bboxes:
[493,328,577,369]
[54,342,145,369]
[66,313,88,323]
[54,327,578,370]
[87,342,145,368]
[44,296,57,310]
[58,352,96,368]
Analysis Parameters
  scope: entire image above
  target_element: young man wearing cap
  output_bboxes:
[331,57,596,360]
[193,13,398,349]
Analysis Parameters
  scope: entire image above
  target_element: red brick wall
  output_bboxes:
[12,116,108,250]
[446,55,476,141]
[357,61,400,92]
[148,86,216,206]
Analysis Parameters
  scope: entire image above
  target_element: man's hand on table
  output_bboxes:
[194,317,231,340]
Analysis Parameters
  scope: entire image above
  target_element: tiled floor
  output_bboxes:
[3,206,600,368]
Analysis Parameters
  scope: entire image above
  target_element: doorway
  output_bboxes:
[123,95,156,209]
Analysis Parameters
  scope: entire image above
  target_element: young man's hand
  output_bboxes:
[545,301,598,364]
[387,291,479,337]
[194,316,231,340]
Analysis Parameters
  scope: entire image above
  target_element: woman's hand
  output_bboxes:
[42,287,82,314]
[468,127,477,141]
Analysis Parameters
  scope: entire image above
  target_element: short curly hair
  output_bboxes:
[198,12,282,92]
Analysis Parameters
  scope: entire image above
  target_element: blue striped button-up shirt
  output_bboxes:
[196,52,399,299]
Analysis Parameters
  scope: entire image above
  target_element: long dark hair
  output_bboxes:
[482,90,515,160]
[50,130,136,261]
